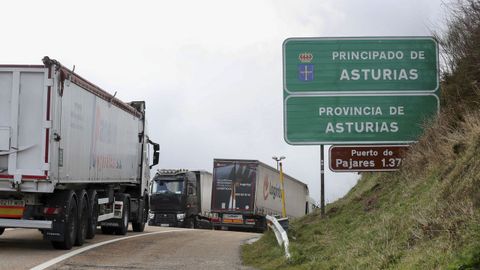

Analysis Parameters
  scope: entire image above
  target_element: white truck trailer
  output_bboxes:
[0,57,159,249]
[210,159,309,231]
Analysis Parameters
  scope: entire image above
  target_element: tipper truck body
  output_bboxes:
[149,169,212,228]
[210,159,309,231]
[0,57,159,249]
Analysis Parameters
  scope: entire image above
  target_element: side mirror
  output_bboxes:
[149,140,160,169]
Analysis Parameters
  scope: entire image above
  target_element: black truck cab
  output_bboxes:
[148,170,199,228]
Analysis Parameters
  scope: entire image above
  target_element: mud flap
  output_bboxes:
[43,190,74,242]
[44,221,65,241]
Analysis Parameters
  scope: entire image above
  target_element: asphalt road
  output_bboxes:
[0,226,259,270]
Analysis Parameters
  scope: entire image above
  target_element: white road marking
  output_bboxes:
[30,229,189,270]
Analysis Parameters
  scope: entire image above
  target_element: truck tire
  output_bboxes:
[75,190,88,246]
[86,190,98,239]
[51,191,78,250]
[115,194,130,235]
[132,218,146,232]
[0,228,4,235]
[132,197,146,232]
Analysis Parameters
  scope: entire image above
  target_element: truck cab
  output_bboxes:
[148,170,199,228]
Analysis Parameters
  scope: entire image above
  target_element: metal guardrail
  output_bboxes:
[265,215,291,259]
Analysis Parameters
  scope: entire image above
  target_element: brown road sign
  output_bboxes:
[329,145,410,172]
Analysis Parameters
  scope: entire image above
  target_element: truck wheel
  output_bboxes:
[115,194,130,235]
[51,191,78,250]
[0,228,4,235]
[75,190,88,246]
[132,196,147,232]
[132,219,146,232]
[86,190,98,239]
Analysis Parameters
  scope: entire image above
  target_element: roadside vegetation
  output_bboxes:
[243,0,480,269]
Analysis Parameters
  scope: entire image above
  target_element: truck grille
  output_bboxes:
[154,213,176,224]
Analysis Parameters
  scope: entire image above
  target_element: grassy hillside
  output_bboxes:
[243,111,480,269]
[243,1,480,269]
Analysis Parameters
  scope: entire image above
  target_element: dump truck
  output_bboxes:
[210,159,309,231]
[0,57,159,249]
[149,169,212,228]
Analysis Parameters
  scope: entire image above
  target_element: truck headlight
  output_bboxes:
[148,211,155,220]
[176,213,185,221]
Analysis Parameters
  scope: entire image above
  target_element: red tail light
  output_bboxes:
[43,207,61,215]
[245,219,256,225]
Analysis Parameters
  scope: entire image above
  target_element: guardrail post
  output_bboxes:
[266,215,291,259]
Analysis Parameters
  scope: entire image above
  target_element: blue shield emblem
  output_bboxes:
[298,64,314,81]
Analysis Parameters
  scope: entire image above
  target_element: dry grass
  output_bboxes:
[402,110,480,179]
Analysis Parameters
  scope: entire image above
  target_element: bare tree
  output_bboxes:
[435,0,480,110]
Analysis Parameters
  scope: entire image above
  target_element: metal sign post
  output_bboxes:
[320,145,325,217]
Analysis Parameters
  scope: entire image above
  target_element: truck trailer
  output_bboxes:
[149,169,212,228]
[210,159,309,231]
[0,57,159,249]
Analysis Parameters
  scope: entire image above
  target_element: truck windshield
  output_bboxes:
[152,179,184,194]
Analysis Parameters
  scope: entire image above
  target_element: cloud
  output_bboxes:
[0,0,449,203]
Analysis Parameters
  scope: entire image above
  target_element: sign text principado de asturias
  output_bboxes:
[283,37,438,93]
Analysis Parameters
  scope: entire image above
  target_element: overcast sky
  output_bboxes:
[0,0,451,203]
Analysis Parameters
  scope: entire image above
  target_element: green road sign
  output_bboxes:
[283,37,438,93]
[284,94,439,144]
